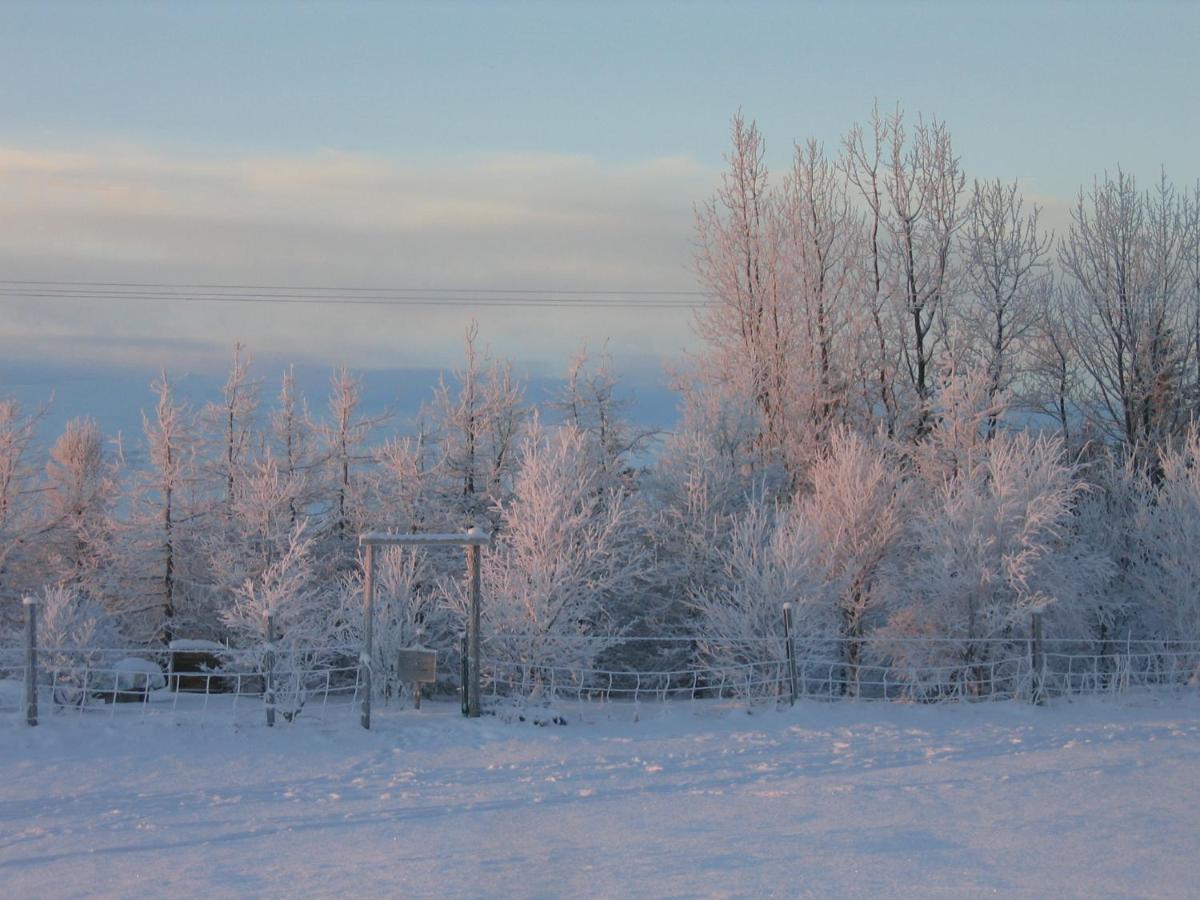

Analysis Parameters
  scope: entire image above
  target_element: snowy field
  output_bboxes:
[4,696,1200,898]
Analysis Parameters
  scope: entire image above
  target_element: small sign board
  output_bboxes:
[396,648,438,684]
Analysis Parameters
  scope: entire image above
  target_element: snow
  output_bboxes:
[167,640,227,652]
[112,658,166,692]
[3,697,1200,897]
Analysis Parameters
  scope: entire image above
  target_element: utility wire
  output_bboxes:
[0,278,707,297]
[0,279,712,310]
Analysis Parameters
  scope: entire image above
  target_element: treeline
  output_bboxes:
[3,105,1200,698]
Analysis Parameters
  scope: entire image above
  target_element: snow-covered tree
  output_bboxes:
[429,323,524,518]
[201,343,259,518]
[0,396,46,615]
[1059,170,1193,457]
[220,520,334,722]
[459,420,650,691]
[315,366,384,560]
[40,417,120,602]
[688,501,836,697]
[958,178,1052,434]
[124,372,202,642]
[884,429,1107,695]
[1126,429,1200,640]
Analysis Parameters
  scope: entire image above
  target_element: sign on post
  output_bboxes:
[397,648,437,684]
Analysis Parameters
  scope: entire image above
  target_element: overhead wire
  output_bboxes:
[0,279,713,310]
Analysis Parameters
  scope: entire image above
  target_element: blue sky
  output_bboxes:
[1,0,1197,436]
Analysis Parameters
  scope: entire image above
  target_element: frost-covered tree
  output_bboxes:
[555,345,652,485]
[30,584,128,704]
[459,420,650,689]
[429,323,524,518]
[781,139,857,442]
[958,178,1052,434]
[1126,429,1200,640]
[800,429,909,693]
[1059,170,1193,456]
[885,428,1106,694]
[647,378,776,648]
[688,501,836,697]
[124,372,201,642]
[201,343,259,518]
[0,396,46,614]
[40,417,119,603]
[694,113,797,471]
[315,366,384,558]
[882,109,966,433]
[270,366,320,530]
[220,520,334,722]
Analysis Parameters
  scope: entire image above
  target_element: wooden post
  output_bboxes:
[466,528,482,718]
[459,631,469,717]
[1031,611,1045,705]
[782,602,798,707]
[23,597,38,727]
[360,542,376,730]
[263,611,276,727]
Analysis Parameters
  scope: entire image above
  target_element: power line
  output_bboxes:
[0,278,707,296]
[0,279,713,310]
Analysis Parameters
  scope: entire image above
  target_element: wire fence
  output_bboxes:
[478,638,1200,705]
[0,644,364,728]
[5,634,1200,728]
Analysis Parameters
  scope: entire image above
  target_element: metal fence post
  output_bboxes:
[466,528,482,718]
[23,597,38,727]
[263,611,276,728]
[782,602,798,706]
[360,542,376,730]
[1031,611,1045,705]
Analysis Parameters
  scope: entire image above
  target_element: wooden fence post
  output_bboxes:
[23,597,38,727]
[782,603,798,706]
[466,528,482,718]
[1031,611,1045,705]
[460,631,469,717]
[360,542,376,730]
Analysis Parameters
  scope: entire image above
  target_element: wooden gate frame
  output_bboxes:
[357,527,491,729]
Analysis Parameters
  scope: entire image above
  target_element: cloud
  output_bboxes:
[0,143,712,376]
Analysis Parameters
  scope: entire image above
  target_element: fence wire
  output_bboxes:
[4,637,1200,727]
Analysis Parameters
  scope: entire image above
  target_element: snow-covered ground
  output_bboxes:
[3,695,1200,898]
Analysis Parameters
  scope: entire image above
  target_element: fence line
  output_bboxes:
[4,636,1200,727]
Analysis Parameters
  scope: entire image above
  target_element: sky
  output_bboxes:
[1,0,1198,439]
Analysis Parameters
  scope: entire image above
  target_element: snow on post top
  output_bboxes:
[359,530,491,547]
